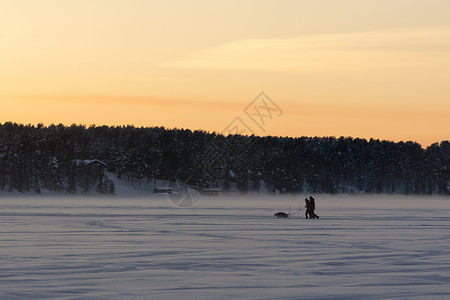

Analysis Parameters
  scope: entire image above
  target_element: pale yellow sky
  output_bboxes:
[1,0,449,146]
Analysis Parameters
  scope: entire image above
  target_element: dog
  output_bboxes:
[274,212,289,218]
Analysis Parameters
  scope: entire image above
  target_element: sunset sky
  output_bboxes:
[1,0,449,146]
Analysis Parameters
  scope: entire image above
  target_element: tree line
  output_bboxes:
[0,122,448,195]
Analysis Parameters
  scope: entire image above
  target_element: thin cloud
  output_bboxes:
[283,102,450,121]
[1,94,244,111]
[162,27,450,72]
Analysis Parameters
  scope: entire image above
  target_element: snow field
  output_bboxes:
[0,195,449,299]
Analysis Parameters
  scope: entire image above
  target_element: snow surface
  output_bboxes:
[1,194,450,299]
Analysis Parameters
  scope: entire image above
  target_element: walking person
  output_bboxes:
[304,198,311,219]
[309,196,319,219]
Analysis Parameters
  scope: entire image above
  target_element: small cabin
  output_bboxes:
[75,159,108,173]
[84,159,107,169]
[201,188,222,196]
[153,187,172,194]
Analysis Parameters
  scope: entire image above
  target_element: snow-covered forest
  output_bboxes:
[0,122,448,195]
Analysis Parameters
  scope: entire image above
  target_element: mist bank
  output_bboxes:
[0,122,449,195]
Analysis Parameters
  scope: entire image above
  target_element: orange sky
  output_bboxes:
[1,0,449,146]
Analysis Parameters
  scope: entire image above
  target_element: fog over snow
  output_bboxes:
[1,194,449,299]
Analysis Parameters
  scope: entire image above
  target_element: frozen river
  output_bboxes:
[1,194,450,299]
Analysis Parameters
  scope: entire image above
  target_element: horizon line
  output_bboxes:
[1,120,447,149]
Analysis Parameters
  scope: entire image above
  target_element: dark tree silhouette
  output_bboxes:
[0,122,448,195]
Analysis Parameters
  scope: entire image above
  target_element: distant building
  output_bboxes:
[75,159,108,173]
[84,159,107,168]
[201,188,222,196]
[153,187,172,194]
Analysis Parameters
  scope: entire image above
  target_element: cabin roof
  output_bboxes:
[75,159,107,167]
